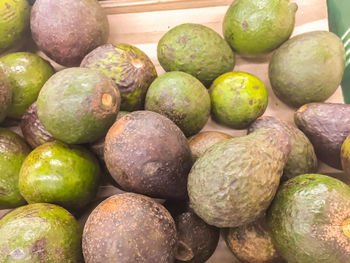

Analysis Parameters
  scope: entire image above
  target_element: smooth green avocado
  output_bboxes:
[145,71,211,137]
[157,23,235,87]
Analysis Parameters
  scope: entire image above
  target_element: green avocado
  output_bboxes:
[188,127,290,228]
[37,67,121,144]
[248,116,317,181]
[0,203,83,262]
[267,174,350,263]
[157,23,235,87]
[0,0,30,54]
[19,141,101,210]
[269,31,346,108]
[0,68,11,123]
[81,43,157,111]
[223,0,297,56]
[0,128,30,209]
[145,71,211,137]
[341,136,350,178]
[0,52,55,119]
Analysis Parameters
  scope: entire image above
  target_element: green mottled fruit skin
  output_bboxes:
[0,52,55,119]
[248,116,317,181]
[223,0,297,56]
[157,23,235,87]
[81,43,157,112]
[0,0,30,54]
[37,67,121,144]
[0,69,11,122]
[188,127,290,227]
[145,72,211,137]
[19,141,100,210]
[210,72,268,129]
[0,128,30,209]
[267,174,350,263]
[341,136,350,178]
[269,31,346,108]
[0,203,83,262]
[223,217,286,263]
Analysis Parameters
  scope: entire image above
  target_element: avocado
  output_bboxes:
[0,52,55,119]
[0,68,11,123]
[209,71,268,129]
[157,23,235,87]
[269,31,346,108]
[294,102,350,169]
[104,111,192,200]
[20,102,54,149]
[145,71,211,137]
[188,131,232,162]
[0,203,83,262]
[164,200,220,263]
[267,174,350,263]
[37,67,121,144]
[31,0,109,66]
[19,141,101,210]
[0,128,30,209]
[248,116,317,181]
[81,43,158,111]
[223,216,286,263]
[83,193,177,263]
[341,136,350,178]
[188,127,290,227]
[0,0,30,54]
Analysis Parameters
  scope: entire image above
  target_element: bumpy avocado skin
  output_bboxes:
[19,141,101,210]
[37,67,121,144]
[157,23,235,87]
[81,43,157,111]
[223,0,297,56]
[0,203,83,262]
[188,127,290,228]
[269,31,345,108]
[0,0,30,53]
[223,217,286,263]
[341,136,350,177]
[294,103,350,169]
[267,174,350,263]
[0,52,55,119]
[0,128,30,209]
[145,71,211,137]
[0,69,11,123]
[249,116,317,181]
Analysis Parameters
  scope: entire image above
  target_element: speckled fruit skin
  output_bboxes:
[157,23,235,87]
[341,136,350,178]
[164,201,220,263]
[223,217,286,263]
[81,43,158,111]
[19,141,100,210]
[145,72,211,137]
[248,116,317,181]
[0,0,30,54]
[0,128,30,209]
[209,71,268,129]
[269,31,345,108]
[83,193,177,263]
[223,0,297,56]
[0,52,55,119]
[294,103,350,169]
[0,69,11,123]
[267,174,350,263]
[188,131,232,162]
[37,67,121,144]
[0,203,83,262]
[104,111,192,200]
[188,127,290,228]
[30,0,109,67]
[20,102,54,149]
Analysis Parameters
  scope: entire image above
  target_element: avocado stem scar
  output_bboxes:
[102,94,113,107]
[342,218,350,237]
[131,59,143,69]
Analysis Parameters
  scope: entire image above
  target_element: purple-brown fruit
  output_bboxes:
[104,111,193,200]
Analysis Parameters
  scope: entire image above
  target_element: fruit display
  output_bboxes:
[0,0,349,262]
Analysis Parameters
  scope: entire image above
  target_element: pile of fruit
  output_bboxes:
[0,0,349,262]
